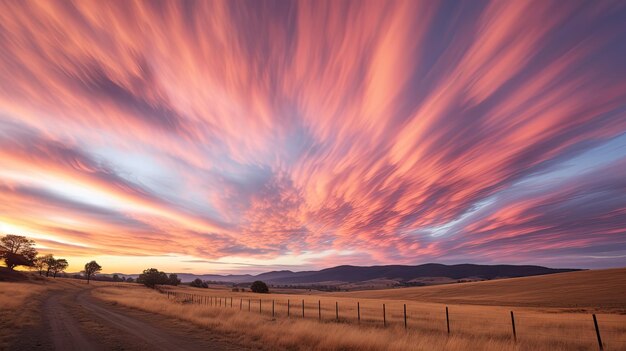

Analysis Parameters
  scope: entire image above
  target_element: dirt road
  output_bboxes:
[10,282,248,351]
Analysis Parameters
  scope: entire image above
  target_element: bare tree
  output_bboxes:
[0,234,38,270]
[84,261,102,284]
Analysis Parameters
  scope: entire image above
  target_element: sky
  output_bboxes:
[1,1,625,274]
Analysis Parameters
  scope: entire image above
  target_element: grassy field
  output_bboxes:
[3,269,625,350]
[327,268,626,310]
[0,272,53,348]
[92,268,626,350]
[0,271,135,349]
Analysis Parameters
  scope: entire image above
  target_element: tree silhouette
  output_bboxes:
[84,261,102,284]
[51,258,68,278]
[250,280,269,293]
[190,278,208,288]
[33,255,48,276]
[0,234,38,270]
[137,268,169,288]
[43,254,56,277]
[168,274,181,286]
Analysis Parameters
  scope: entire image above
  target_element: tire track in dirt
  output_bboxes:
[77,291,192,350]
[12,281,247,351]
[44,293,95,351]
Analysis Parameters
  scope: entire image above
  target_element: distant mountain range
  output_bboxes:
[107,263,579,286]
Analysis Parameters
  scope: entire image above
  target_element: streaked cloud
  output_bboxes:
[1,0,625,272]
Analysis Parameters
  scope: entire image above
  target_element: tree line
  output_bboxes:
[2,234,268,292]
[0,234,183,288]
[0,234,102,283]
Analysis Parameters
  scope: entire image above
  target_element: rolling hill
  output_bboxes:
[328,268,626,309]
[111,263,578,285]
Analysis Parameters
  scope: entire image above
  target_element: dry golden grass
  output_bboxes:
[4,269,625,350]
[0,276,142,348]
[326,268,626,310]
[0,277,52,348]
[94,279,626,351]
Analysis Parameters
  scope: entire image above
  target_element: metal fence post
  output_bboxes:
[593,314,604,350]
[404,304,407,330]
[510,311,517,342]
[383,304,386,327]
[446,306,450,335]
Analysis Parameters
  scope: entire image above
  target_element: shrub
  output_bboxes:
[168,274,181,286]
[190,278,208,288]
[137,268,169,288]
[250,280,269,293]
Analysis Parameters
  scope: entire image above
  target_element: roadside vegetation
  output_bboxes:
[93,281,626,351]
[0,271,52,348]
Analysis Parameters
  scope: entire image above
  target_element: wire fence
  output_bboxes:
[150,287,626,350]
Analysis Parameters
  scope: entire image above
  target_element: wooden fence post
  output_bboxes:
[240,298,242,310]
[446,306,450,335]
[318,300,321,321]
[260,299,262,314]
[404,304,407,330]
[383,304,386,327]
[248,299,251,312]
[336,302,339,321]
[272,300,275,317]
[288,299,290,317]
[510,311,517,342]
[357,302,360,324]
[593,314,604,350]
[302,299,305,318]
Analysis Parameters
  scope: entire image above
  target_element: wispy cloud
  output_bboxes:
[0,0,625,272]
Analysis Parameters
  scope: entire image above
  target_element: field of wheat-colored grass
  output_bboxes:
[0,278,51,348]
[93,280,626,351]
[326,268,626,311]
